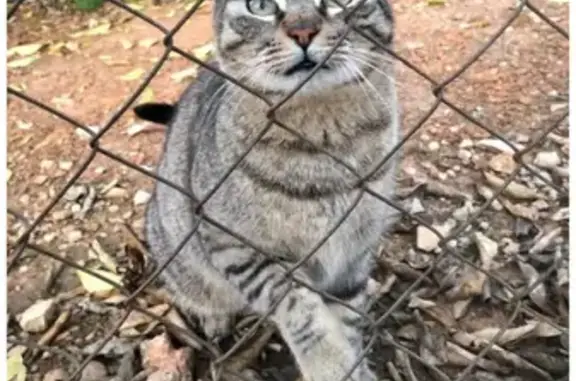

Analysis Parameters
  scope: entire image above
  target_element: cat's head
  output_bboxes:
[213,0,394,95]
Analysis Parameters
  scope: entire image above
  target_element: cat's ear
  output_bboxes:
[133,102,176,125]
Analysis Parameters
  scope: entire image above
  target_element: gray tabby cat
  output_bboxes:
[145,0,398,379]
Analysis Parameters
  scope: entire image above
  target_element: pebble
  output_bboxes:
[488,153,515,174]
[58,161,73,171]
[457,149,472,164]
[428,141,440,151]
[108,205,120,213]
[80,361,108,381]
[32,175,49,185]
[52,210,72,221]
[43,369,69,381]
[459,139,474,149]
[133,190,152,206]
[534,151,561,169]
[409,198,425,214]
[40,159,55,170]
[476,138,522,155]
[551,207,568,221]
[65,229,83,243]
[63,185,88,202]
[416,221,453,253]
[18,298,56,333]
[473,232,498,268]
[103,187,129,199]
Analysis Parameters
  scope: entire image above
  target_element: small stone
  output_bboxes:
[64,185,87,202]
[551,207,568,221]
[476,139,523,155]
[75,125,100,141]
[479,221,489,231]
[534,151,561,169]
[133,190,152,206]
[103,187,128,199]
[80,361,108,381]
[428,141,440,151]
[94,166,106,174]
[32,175,49,185]
[473,232,498,269]
[42,232,57,243]
[488,153,515,174]
[19,194,30,205]
[531,199,549,210]
[40,159,55,170]
[459,139,474,149]
[108,205,120,213]
[409,198,425,214]
[52,210,72,221]
[18,298,57,333]
[416,222,453,253]
[59,161,74,171]
[457,149,472,164]
[70,204,82,213]
[453,201,476,222]
[43,368,69,381]
[501,238,520,255]
[65,229,83,243]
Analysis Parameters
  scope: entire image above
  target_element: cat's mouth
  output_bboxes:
[284,58,329,76]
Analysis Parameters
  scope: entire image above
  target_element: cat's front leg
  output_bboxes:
[211,246,367,381]
[325,282,377,381]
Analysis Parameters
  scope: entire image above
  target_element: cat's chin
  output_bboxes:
[255,68,363,96]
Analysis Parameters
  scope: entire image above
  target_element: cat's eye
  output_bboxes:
[246,0,279,16]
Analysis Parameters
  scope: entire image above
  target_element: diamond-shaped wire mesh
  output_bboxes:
[7,1,569,381]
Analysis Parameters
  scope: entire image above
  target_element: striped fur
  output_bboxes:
[145,0,398,380]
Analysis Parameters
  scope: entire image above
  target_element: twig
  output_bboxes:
[224,324,276,372]
[39,309,71,346]
[396,349,420,381]
[24,309,71,364]
[42,258,66,299]
[9,338,81,369]
[387,361,404,381]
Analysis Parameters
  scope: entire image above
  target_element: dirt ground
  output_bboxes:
[6,0,569,380]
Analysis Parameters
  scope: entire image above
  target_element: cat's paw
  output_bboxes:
[200,314,235,341]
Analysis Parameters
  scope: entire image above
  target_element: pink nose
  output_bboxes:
[285,27,319,48]
[281,16,321,48]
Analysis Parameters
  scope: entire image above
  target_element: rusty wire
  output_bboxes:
[6,0,569,381]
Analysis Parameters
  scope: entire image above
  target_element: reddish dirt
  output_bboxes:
[6,0,569,379]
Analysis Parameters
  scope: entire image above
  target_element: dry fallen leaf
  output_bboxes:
[76,268,123,297]
[170,67,198,83]
[119,68,146,81]
[517,260,548,310]
[7,42,46,58]
[140,333,193,374]
[7,346,27,381]
[120,39,134,50]
[484,171,541,200]
[89,239,118,273]
[7,55,39,69]
[70,22,111,38]
[139,38,159,48]
[192,42,214,61]
[138,87,155,103]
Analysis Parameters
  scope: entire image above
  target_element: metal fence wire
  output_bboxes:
[6,1,569,381]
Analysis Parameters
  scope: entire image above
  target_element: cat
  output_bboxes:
[141,0,399,380]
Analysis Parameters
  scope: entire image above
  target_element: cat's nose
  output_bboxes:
[282,17,321,49]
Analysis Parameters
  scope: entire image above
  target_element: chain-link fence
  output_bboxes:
[7,0,569,381]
